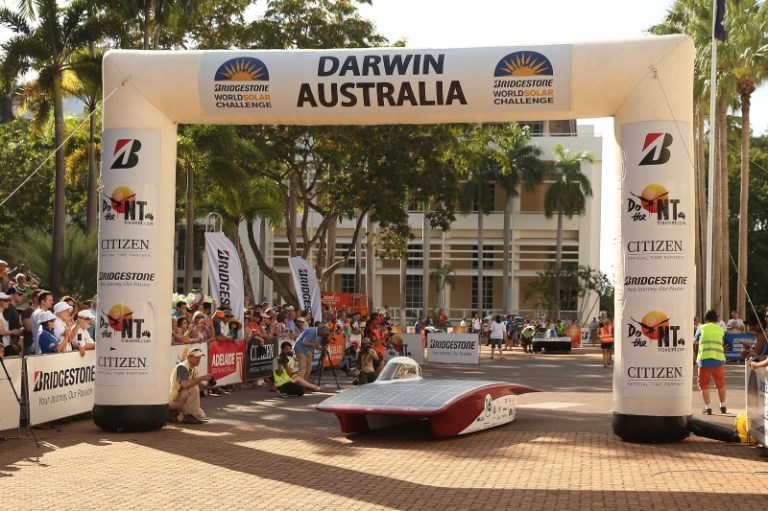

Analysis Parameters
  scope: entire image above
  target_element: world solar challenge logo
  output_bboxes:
[492,49,570,109]
[206,56,272,112]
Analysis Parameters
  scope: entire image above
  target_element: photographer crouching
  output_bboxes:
[356,338,380,385]
[273,341,324,396]
[169,348,215,424]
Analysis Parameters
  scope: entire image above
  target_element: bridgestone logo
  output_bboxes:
[298,269,313,317]
[217,249,230,305]
[624,276,688,286]
[99,272,156,281]
[33,366,96,392]
[428,340,477,350]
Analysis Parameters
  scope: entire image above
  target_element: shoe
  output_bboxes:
[703,407,712,415]
[181,414,204,424]
[720,405,727,414]
[169,411,180,423]
[276,388,290,398]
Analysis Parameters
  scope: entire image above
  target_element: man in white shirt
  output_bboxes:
[30,290,54,354]
[726,310,745,334]
[71,310,96,353]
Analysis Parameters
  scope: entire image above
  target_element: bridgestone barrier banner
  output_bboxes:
[745,364,767,446]
[397,333,424,365]
[288,257,323,324]
[0,357,22,431]
[26,352,96,426]
[426,333,479,365]
[245,338,278,380]
[205,232,245,339]
[208,339,245,386]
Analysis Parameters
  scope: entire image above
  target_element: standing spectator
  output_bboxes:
[588,317,600,345]
[87,295,97,339]
[31,290,54,354]
[471,313,481,334]
[71,310,96,352]
[598,320,614,367]
[294,324,328,380]
[726,310,745,334]
[38,312,72,354]
[52,301,75,351]
[172,301,188,320]
[695,309,727,415]
[521,323,535,353]
[488,315,506,360]
[0,261,11,293]
[21,291,39,355]
[3,287,23,356]
[715,314,727,331]
[0,292,22,356]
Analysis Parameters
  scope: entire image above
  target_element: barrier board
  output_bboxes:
[426,333,479,365]
[745,364,767,446]
[0,357,23,431]
[244,338,278,380]
[397,333,424,365]
[26,352,96,426]
[208,339,245,386]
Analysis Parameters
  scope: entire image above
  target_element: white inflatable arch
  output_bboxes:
[97,35,694,442]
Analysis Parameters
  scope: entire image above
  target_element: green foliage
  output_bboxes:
[4,224,97,301]
[525,265,612,321]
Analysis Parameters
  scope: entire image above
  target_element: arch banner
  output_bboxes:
[97,36,694,442]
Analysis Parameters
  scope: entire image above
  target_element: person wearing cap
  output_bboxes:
[294,315,307,334]
[169,348,214,424]
[71,310,96,353]
[37,311,70,354]
[51,301,74,351]
[356,338,379,384]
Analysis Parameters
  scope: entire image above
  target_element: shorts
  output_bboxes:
[697,365,725,390]
[489,338,503,348]
[600,342,614,350]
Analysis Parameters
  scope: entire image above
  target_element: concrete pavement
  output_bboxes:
[1,346,766,510]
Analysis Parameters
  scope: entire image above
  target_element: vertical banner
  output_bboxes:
[615,122,694,403]
[288,257,323,324]
[205,232,245,338]
[0,357,23,431]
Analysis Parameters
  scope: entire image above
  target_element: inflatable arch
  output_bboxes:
[97,35,694,442]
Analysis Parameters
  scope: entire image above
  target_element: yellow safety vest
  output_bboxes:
[697,323,725,363]
[273,356,294,387]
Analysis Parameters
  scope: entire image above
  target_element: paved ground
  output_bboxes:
[2,346,766,510]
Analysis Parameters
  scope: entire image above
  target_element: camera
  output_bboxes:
[208,375,217,387]
[319,333,331,347]
[278,352,293,365]
[359,345,370,357]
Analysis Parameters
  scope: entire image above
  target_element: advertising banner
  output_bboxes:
[426,333,479,365]
[745,364,766,446]
[397,333,424,365]
[244,338,278,380]
[26,352,96,426]
[205,232,245,339]
[288,257,323,324]
[724,333,755,362]
[208,339,244,386]
[197,47,572,119]
[96,300,156,386]
[0,357,22,431]
[616,121,694,402]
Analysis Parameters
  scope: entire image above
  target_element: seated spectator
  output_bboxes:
[169,348,214,424]
[71,310,96,353]
[37,311,71,354]
[356,338,379,385]
[272,341,323,396]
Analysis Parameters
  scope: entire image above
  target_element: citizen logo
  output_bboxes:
[626,240,683,253]
[627,366,683,379]
[100,239,150,251]
[97,356,148,368]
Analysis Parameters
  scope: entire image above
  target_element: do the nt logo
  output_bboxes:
[639,133,673,166]
[111,139,142,169]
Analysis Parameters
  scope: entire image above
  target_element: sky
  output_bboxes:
[1,0,765,279]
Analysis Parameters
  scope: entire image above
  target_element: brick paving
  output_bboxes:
[1,347,766,510]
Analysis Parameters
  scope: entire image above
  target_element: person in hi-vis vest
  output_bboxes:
[694,310,727,415]
[273,341,324,397]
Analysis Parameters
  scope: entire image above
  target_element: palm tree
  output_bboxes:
[429,263,456,313]
[724,0,768,318]
[0,0,97,295]
[544,144,594,319]
[498,125,545,313]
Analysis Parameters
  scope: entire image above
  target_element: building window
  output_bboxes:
[405,275,423,312]
[472,245,494,270]
[407,244,423,269]
[471,276,494,312]
[341,274,356,293]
